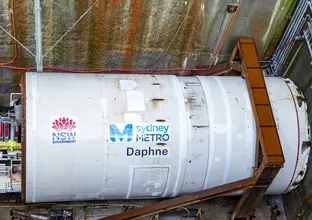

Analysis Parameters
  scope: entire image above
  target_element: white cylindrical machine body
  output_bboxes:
[25,72,310,203]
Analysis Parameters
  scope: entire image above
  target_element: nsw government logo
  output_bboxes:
[51,117,77,144]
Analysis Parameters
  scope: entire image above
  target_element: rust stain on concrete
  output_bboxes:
[13,0,29,94]
[122,0,143,69]
[178,0,201,66]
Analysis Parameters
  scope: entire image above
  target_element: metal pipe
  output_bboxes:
[276,1,306,57]
[275,13,308,74]
[276,0,305,48]
[212,8,233,56]
[275,16,306,74]
[277,0,305,48]
[34,0,43,71]
[273,0,308,75]
[273,0,303,71]
[283,41,304,77]
[209,1,241,67]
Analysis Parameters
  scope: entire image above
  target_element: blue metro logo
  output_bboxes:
[109,124,133,142]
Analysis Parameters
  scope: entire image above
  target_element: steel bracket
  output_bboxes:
[229,38,284,219]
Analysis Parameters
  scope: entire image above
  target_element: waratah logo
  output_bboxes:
[52,117,77,144]
[52,117,77,131]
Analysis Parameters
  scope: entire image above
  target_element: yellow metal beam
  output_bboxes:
[0,141,22,150]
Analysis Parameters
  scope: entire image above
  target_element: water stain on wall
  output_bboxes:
[0,0,295,105]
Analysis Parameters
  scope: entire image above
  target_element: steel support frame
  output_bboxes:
[229,37,284,219]
[101,38,284,220]
[191,61,241,75]
[102,178,255,220]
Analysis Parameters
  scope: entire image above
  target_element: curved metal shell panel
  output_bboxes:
[25,73,309,202]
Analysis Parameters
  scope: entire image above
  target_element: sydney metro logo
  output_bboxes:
[51,117,77,144]
[109,123,170,143]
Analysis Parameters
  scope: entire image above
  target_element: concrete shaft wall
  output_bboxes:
[0,0,296,105]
